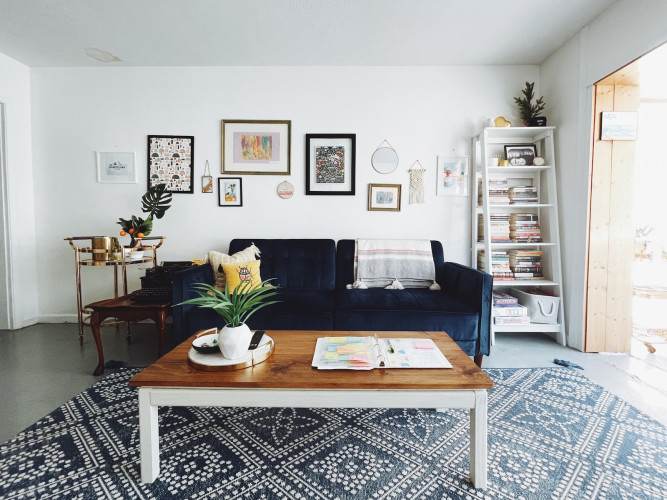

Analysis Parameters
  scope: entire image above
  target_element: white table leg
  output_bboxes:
[139,388,160,483]
[469,390,487,488]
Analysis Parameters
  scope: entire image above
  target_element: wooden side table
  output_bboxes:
[86,296,171,376]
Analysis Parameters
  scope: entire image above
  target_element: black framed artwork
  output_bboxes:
[147,135,194,193]
[305,134,356,195]
[504,143,537,167]
[218,177,243,207]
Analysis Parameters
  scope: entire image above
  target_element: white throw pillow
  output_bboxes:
[208,244,260,290]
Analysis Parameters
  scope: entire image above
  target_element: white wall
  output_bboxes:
[540,0,667,350]
[0,52,39,328]
[31,65,538,320]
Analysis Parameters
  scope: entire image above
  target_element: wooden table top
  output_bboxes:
[130,331,493,390]
[86,295,171,310]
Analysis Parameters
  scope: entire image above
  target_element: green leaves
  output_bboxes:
[178,280,280,328]
[514,81,546,125]
[141,183,172,219]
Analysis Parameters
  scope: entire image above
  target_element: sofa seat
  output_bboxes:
[336,288,475,313]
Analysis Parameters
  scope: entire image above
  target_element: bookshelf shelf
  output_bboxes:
[471,126,566,347]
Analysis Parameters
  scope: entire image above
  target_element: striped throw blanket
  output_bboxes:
[349,239,440,290]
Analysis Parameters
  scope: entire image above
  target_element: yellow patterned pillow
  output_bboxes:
[221,260,262,293]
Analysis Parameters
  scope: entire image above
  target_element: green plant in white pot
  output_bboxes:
[180,280,279,359]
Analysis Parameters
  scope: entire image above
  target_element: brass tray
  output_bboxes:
[187,329,274,371]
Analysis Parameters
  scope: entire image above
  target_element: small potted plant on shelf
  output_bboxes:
[179,280,279,359]
[117,184,172,258]
[514,81,546,126]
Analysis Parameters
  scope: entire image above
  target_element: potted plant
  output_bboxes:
[179,280,279,359]
[514,81,546,126]
[117,183,172,252]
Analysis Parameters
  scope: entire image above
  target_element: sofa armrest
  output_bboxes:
[171,264,215,338]
[439,262,493,357]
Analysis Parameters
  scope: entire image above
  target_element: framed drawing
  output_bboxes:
[218,177,243,207]
[436,156,469,196]
[147,135,194,193]
[221,119,291,175]
[306,133,356,195]
[96,152,137,183]
[600,111,638,140]
[503,144,536,166]
[368,183,401,211]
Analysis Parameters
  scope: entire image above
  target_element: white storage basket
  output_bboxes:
[511,288,560,324]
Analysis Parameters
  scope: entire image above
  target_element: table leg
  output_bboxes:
[469,390,488,488]
[90,311,105,376]
[139,388,160,483]
[156,310,167,355]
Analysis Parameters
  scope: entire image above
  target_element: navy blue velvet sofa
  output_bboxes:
[171,238,492,361]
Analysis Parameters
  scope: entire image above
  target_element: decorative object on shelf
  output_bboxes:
[117,183,172,248]
[276,180,294,199]
[600,111,638,141]
[96,152,137,184]
[493,116,512,127]
[407,160,426,204]
[371,140,399,174]
[532,116,547,126]
[489,157,499,167]
[201,160,213,193]
[305,133,356,195]
[92,236,112,262]
[221,119,291,175]
[514,81,546,126]
[147,135,194,193]
[500,159,509,167]
[504,144,537,166]
[436,156,469,196]
[368,183,401,211]
[218,177,243,207]
[533,156,546,166]
[179,280,279,359]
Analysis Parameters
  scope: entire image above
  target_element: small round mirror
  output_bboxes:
[372,143,399,174]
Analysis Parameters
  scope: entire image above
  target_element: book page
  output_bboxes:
[382,338,452,369]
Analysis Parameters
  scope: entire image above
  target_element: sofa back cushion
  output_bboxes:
[335,239,445,289]
[229,239,336,290]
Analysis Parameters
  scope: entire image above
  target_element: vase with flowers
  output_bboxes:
[117,184,172,254]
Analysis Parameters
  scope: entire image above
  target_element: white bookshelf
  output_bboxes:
[471,127,566,346]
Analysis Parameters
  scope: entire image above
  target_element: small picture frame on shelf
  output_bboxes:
[504,144,536,166]
[218,177,243,207]
[368,183,401,211]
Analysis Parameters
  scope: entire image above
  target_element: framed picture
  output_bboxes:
[147,135,194,193]
[306,134,356,195]
[221,119,291,175]
[368,183,401,211]
[504,144,536,166]
[600,111,638,140]
[202,176,213,193]
[218,177,243,207]
[96,152,137,183]
[436,156,469,196]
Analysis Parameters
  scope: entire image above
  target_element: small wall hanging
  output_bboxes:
[371,140,399,174]
[147,135,194,193]
[277,180,294,199]
[202,160,213,193]
[218,177,243,207]
[368,183,401,211]
[407,160,426,204]
[436,156,469,197]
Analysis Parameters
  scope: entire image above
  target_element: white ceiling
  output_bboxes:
[0,0,616,67]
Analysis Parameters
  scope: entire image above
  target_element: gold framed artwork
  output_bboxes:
[221,119,291,175]
[368,183,401,212]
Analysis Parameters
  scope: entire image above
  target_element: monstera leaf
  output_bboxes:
[141,184,172,219]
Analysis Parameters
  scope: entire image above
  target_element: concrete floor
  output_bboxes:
[1,323,666,443]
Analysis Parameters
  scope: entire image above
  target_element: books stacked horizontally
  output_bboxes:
[509,249,544,279]
[485,213,511,242]
[488,179,510,204]
[479,250,513,280]
[509,186,538,204]
[510,213,542,242]
[492,291,529,326]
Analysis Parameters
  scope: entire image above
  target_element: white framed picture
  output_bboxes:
[600,111,638,141]
[96,152,137,183]
[436,156,468,196]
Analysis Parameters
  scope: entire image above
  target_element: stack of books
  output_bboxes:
[510,213,542,242]
[492,291,529,326]
[490,213,511,242]
[488,179,510,204]
[509,186,538,204]
[479,250,513,280]
[509,249,544,279]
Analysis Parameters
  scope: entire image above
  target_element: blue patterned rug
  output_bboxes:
[1,368,666,499]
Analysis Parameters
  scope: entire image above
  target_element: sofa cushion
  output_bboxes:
[336,288,477,314]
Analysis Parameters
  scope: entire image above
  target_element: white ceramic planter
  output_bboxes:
[218,323,252,359]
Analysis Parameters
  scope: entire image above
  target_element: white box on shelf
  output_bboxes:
[511,288,560,324]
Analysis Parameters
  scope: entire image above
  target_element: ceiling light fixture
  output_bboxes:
[84,48,121,63]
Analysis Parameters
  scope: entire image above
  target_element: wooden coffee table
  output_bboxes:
[130,330,493,488]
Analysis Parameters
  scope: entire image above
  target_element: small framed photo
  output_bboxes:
[221,119,291,175]
[147,135,194,193]
[96,152,137,183]
[202,176,213,193]
[436,156,469,196]
[218,177,243,207]
[600,111,638,140]
[504,144,536,166]
[368,183,401,211]
[306,134,356,195]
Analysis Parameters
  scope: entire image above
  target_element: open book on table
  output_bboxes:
[311,336,452,370]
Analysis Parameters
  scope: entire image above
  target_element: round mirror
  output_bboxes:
[372,145,399,174]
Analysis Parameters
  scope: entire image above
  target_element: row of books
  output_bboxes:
[492,291,529,326]
[478,250,512,280]
[477,179,540,205]
[478,213,542,243]
[478,249,545,280]
[508,186,538,204]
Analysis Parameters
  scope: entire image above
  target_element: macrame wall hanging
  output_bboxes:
[408,160,426,204]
